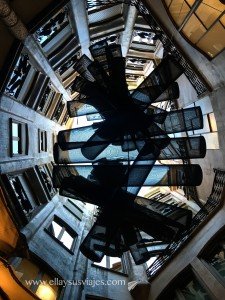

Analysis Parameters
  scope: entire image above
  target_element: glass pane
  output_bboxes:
[94,255,107,268]
[197,21,225,57]
[61,231,74,249]
[185,0,195,6]
[196,3,222,28]
[12,123,19,137]
[165,0,172,6]
[36,274,58,300]
[12,140,19,154]
[178,275,211,300]
[146,256,157,268]
[220,14,225,26]
[36,283,57,300]
[205,238,225,279]
[110,257,122,271]
[208,112,218,132]
[182,14,207,43]
[202,0,225,14]
[51,221,62,238]
[169,0,191,26]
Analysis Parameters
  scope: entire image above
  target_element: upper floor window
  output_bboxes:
[64,199,83,221]
[38,129,47,152]
[10,118,28,156]
[94,256,124,273]
[46,216,77,252]
[163,0,225,58]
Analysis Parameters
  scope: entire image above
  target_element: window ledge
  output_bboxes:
[91,264,128,277]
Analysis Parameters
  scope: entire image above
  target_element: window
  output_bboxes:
[8,175,33,216]
[10,119,28,156]
[37,165,55,197]
[158,269,212,300]
[146,257,158,268]
[207,112,218,132]
[64,199,83,221]
[38,129,47,152]
[52,101,65,122]
[37,85,54,113]
[163,0,225,58]
[202,232,225,282]
[52,132,57,147]
[94,256,123,273]
[12,258,59,300]
[47,217,77,252]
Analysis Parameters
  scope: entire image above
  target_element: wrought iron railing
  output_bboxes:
[4,54,31,99]
[35,8,69,45]
[146,168,225,280]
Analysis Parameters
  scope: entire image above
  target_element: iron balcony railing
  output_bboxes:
[146,168,225,280]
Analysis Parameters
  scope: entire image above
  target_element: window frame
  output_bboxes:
[38,129,47,152]
[162,0,225,60]
[92,255,127,275]
[9,118,28,157]
[45,215,77,254]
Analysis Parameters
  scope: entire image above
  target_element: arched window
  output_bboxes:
[163,0,225,58]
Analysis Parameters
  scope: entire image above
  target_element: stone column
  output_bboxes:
[0,0,28,40]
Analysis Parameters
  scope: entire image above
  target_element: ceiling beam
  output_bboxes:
[120,5,138,57]
[70,0,92,58]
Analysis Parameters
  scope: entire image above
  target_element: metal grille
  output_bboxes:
[4,54,31,99]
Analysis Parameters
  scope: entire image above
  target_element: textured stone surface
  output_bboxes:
[0,94,62,173]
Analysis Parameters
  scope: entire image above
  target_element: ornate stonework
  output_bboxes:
[0,0,11,18]
[3,9,18,27]
[0,0,28,40]
[11,20,28,40]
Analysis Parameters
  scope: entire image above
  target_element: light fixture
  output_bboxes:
[36,284,56,300]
